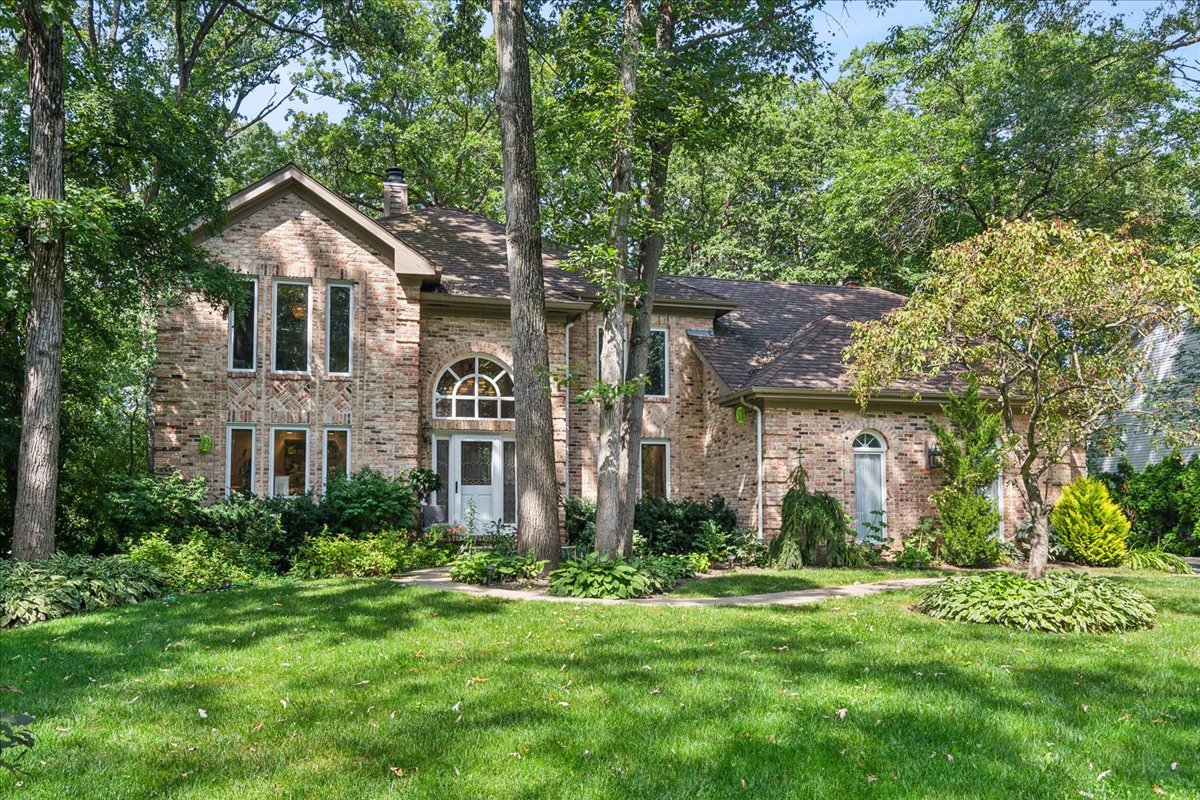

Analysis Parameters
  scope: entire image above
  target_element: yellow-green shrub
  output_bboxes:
[1050,478,1130,567]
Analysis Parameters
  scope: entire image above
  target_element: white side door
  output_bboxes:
[451,436,503,532]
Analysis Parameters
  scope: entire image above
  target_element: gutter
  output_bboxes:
[564,321,574,501]
[715,386,954,408]
[738,399,764,541]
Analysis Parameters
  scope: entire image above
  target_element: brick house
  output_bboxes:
[156,165,1083,546]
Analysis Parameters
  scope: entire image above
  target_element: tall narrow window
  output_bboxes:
[853,432,886,542]
[273,282,310,373]
[271,428,309,497]
[433,438,450,522]
[597,327,668,397]
[326,284,352,375]
[226,426,255,495]
[324,428,349,488]
[503,440,516,524]
[640,442,669,499]
[228,279,257,371]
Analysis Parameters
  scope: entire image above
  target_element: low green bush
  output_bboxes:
[0,554,164,627]
[1097,454,1200,555]
[324,467,420,535]
[128,531,258,592]
[105,472,207,542]
[290,530,452,579]
[723,526,766,566]
[1125,547,1191,574]
[633,555,696,593]
[634,495,738,556]
[938,492,1005,567]
[549,554,652,599]
[1051,478,1130,567]
[894,544,938,569]
[916,572,1156,633]
[684,552,711,574]
[448,551,546,584]
[565,497,597,551]
[202,493,297,572]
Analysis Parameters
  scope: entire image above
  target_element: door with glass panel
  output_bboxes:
[448,436,515,532]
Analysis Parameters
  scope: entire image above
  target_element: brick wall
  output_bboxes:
[155,192,421,497]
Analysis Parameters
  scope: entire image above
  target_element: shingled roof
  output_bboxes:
[380,207,948,399]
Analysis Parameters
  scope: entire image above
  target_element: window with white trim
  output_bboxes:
[326,284,352,375]
[323,428,350,488]
[228,278,257,371]
[433,356,515,419]
[640,441,669,499]
[273,281,310,373]
[226,425,255,495]
[853,431,886,542]
[270,427,309,497]
[596,326,668,397]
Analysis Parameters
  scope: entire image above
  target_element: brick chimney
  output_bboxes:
[382,167,408,216]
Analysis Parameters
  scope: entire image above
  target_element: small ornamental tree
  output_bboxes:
[1050,478,1130,567]
[847,219,1200,579]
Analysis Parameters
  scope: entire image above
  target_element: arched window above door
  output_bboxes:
[433,356,516,420]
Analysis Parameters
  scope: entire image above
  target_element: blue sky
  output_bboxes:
[249,0,1186,131]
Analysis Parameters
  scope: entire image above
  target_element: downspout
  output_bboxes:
[739,399,764,541]
[564,321,574,501]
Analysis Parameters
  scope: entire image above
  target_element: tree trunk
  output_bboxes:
[493,0,560,569]
[12,6,65,562]
[594,0,642,560]
[1022,475,1050,579]
[618,0,674,539]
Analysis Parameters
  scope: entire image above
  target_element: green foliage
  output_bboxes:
[1051,478,1131,567]
[548,554,653,600]
[633,496,738,557]
[448,551,547,585]
[723,526,766,567]
[897,516,943,569]
[290,531,452,580]
[768,458,852,568]
[565,496,597,550]
[939,493,1006,568]
[0,554,164,627]
[104,472,207,542]
[128,532,257,593]
[683,552,711,575]
[1125,547,1191,575]
[403,468,442,501]
[202,493,296,573]
[1097,454,1200,555]
[323,468,420,536]
[916,572,1156,634]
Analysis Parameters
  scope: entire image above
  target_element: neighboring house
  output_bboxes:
[1091,322,1200,473]
[156,165,1083,547]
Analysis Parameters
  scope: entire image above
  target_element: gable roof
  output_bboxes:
[194,164,436,278]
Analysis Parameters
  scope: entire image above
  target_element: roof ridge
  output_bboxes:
[666,273,907,300]
[742,314,849,389]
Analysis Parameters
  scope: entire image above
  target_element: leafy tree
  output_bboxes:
[847,219,1200,578]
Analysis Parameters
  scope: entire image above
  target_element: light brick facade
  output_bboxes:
[158,185,1083,547]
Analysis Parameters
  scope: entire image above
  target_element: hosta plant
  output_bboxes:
[448,552,546,585]
[0,554,164,627]
[548,555,653,599]
[1125,547,1191,574]
[916,571,1155,633]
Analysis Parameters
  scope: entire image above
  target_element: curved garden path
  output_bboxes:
[393,567,944,607]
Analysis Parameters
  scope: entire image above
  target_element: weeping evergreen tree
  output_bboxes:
[768,453,852,568]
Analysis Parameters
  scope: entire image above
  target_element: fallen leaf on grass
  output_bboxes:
[388,765,415,778]
[197,708,206,719]
[466,676,489,686]
[837,709,848,720]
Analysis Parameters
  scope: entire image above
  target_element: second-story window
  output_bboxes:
[228,278,257,371]
[326,284,352,375]
[596,327,669,397]
[274,281,310,373]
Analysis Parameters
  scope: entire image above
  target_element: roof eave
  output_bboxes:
[714,385,953,408]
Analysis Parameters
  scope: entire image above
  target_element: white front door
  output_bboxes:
[450,436,511,532]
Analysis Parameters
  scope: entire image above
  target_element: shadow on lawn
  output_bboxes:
[2,578,1197,799]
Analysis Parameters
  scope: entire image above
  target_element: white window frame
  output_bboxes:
[639,439,671,499]
[852,430,888,542]
[269,426,310,498]
[432,355,516,420]
[325,282,354,376]
[595,325,669,398]
[322,426,351,490]
[225,424,256,497]
[227,277,258,373]
[272,280,312,374]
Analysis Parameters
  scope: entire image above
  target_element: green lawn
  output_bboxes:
[2,574,1197,799]
[669,567,949,597]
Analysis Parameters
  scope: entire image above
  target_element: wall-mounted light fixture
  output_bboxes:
[421,420,432,444]
[925,442,942,470]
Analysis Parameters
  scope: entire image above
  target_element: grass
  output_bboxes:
[1,574,1197,799]
[669,567,948,598]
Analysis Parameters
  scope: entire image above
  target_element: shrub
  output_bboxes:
[324,468,420,535]
[128,531,257,592]
[202,493,297,572]
[634,555,696,593]
[939,492,1005,567]
[723,526,766,566]
[291,530,452,579]
[1098,454,1200,555]
[897,516,942,568]
[894,544,937,569]
[548,554,653,599]
[916,571,1156,633]
[265,493,330,542]
[1051,478,1130,567]
[768,458,852,568]
[105,472,206,542]
[684,552,711,574]
[1125,547,1191,574]
[634,495,738,556]
[565,497,597,551]
[448,551,546,584]
[0,554,164,627]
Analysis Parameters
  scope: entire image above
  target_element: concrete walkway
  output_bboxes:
[393,567,943,608]
[1187,557,1200,576]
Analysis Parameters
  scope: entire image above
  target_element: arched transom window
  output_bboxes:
[852,431,887,542]
[434,356,516,419]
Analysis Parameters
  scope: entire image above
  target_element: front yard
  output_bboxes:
[2,573,1197,799]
